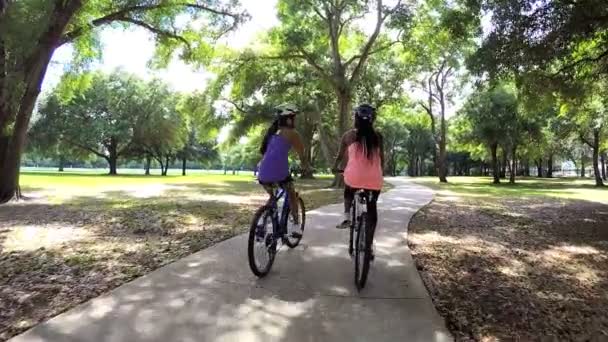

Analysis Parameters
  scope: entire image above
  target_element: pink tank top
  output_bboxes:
[344,143,383,190]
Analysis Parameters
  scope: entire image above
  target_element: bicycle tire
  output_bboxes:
[354,212,372,290]
[348,199,356,256]
[285,197,306,248]
[248,206,276,277]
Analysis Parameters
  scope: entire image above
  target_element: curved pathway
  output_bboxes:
[11,178,452,342]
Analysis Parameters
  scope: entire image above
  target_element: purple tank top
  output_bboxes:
[258,134,290,183]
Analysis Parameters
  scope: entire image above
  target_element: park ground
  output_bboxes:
[3,173,608,342]
[0,170,346,341]
[409,177,608,341]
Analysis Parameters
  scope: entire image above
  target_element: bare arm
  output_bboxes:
[282,129,306,164]
[333,130,354,171]
[378,132,385,173]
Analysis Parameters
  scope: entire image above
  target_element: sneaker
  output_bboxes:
[336,219,351,229]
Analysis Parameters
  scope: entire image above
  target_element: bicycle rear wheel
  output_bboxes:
[285,197,306,248]
[348,199,356,256]
[248,206,276,277]
[354,212,372,289]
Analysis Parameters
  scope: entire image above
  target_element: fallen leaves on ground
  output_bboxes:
[0,178,342,341]
[409,192,608,341]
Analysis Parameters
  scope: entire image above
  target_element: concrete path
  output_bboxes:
[11,178,452,342]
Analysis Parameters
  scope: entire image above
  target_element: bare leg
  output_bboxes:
[286,183,299,223]
[262,184,274,205]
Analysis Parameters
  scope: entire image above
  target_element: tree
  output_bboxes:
[406,0,478,183]
[129,80,190,176]
[257,0,409,185]
[36,72,149,175]
[28,95,89,171]
[270,0,407,133]
[457,85,518,184]
[176,129,218,176]
[560,82,607,186]
[210,50,334,179]
[0,0,247,202]
[469,0,608,81]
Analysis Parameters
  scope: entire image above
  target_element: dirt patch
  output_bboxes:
[409,193,608,341]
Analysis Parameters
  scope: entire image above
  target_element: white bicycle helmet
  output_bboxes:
[276,103,299,117]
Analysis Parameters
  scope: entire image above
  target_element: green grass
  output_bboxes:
[20,171,334,189]
[412,176,608,203]
[20,171,252,189]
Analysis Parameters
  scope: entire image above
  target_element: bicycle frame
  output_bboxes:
[349,190,369,254]
[267,186,290,239]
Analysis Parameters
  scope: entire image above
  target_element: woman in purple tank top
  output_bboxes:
[258,104,307,230]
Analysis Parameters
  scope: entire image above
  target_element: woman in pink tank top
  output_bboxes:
[332,104,384,230]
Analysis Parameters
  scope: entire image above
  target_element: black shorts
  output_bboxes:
[259,175,294,188]
[344,185,380,203]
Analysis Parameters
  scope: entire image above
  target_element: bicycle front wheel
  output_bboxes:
[248,206,276,277]
[354,212,372,290]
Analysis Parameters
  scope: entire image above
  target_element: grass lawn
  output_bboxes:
[409,177,608,341]
[0,171,342,341]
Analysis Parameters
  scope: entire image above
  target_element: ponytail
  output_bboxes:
[260,119,280,155]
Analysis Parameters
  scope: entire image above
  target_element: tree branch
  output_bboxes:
[580,132,594,148]
[348,0,385,84]
[223,98,249,114]
[65,139,108,160]
[294,48,336,86]
[60,2,242,45]
[344,39,403,68]
[118,17,191,48]
[554,47,608,76]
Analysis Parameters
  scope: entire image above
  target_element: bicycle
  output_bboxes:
[247,184,306,277]
[336,170,376,290]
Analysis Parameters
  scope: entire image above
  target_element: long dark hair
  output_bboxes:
[260,116,292,155]
[355,116,380,160]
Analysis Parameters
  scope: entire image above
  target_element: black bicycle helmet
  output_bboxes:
[353,103,376,121]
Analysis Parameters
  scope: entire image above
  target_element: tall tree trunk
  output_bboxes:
[536,158,543,178]
[601,153,607,181]
[500,149,507,178]
[547,155,554,178]
[491,143,500,184]
[581,152,586,178]
[438,96,448,183]
[108,138,118,175]
[524,159,530,177]
[509,146,517,184]
[58,155,65,172]
[407,156,415,176]
[182,156,187,176]
[332,89,351,188]
[108,157,117,176]
[144,156,151,176]
[156,156,165,176]
[162,155,170,176]
[0,1,83,203]
[592,130,604,186]
[300,141,314,179]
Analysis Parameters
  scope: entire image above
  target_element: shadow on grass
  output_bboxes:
[0,176,344,340]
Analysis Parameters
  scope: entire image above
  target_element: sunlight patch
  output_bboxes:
[2,224,91,252]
